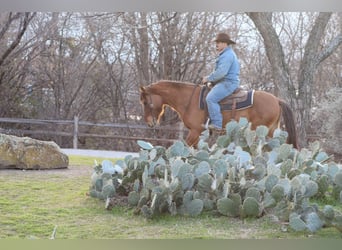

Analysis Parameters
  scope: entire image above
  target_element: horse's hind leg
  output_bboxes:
[267,112,281,138]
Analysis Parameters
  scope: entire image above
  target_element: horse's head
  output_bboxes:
[139,85,165,127]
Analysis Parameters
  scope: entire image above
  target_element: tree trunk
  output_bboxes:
[247,12,342,148]
[137,13,150,83]
[246,13,295,102]
[296,13,340,146]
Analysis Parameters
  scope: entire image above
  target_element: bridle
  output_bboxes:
[143,91,157,125]
[143,84,199,125]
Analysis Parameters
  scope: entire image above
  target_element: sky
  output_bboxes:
[2,0,342,12]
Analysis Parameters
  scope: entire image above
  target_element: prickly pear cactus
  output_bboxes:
[89,118,342,233]
[89,160,120,200]
[217,195,241,217]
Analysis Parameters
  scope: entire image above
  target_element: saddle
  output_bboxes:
[199,85,254,119]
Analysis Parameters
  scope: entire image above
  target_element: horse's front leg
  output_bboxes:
[185,129,201,148]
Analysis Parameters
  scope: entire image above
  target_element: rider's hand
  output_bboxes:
[202,77,208,84]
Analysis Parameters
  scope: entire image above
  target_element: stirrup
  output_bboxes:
[202,118,210,129]
[209,124,224,134]
[202,118,223,131]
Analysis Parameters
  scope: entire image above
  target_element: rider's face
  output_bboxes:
[215,41,227,53]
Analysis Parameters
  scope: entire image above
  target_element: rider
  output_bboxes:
[202,32,240,131]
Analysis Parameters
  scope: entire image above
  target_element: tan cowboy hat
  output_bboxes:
[213,32,236,45]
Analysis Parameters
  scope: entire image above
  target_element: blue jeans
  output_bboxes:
[206,82,238,128]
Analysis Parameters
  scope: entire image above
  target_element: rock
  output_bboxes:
[0,133,68,170]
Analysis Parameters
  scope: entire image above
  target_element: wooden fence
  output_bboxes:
[0,116,324,151]
[0,116,187,150]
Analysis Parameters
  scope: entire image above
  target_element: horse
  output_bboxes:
[139,80,298,148]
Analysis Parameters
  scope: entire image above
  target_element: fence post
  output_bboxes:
[178,122,184,140]
[73,115,79,149]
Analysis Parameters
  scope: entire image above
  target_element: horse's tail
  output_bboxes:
[279,100,299,149]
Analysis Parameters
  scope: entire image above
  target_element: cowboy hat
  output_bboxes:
[213,32,236,45]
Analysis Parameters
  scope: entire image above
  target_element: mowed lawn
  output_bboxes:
[0,155,341,239]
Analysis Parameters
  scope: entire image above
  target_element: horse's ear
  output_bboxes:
[139,85,146,93]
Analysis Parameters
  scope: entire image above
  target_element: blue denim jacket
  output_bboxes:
[207,46,240,86]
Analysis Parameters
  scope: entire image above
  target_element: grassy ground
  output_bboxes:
[0,155,341,239]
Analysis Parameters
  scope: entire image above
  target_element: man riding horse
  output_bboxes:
[202,32,240,132]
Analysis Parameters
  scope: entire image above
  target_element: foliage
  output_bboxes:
[310,87,342,158]
[89,118,342,233]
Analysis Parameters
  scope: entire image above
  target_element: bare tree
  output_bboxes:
[125,12,232,84]
[82,13,137,122]
[0,12,36,117]
[29,13,101,120]
[2,12,340,152]
[247,12,342,147]
[311,87,342,160]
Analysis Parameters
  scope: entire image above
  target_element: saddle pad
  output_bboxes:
[199,86,254,111]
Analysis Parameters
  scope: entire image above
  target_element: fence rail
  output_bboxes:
[0,117,324,150]
[0,116,187,149]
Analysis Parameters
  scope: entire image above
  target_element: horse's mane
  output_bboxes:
[143,80,196,97]
[150,80,196,90]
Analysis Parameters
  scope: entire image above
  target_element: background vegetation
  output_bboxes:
[0,12,341,157]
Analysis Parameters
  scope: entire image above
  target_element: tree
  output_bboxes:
[29,13,101,120]
[1,12,340,152]
[311,87,342,160]
[247,12,342,147]
[124,12,235,125]
[0,12,36,117]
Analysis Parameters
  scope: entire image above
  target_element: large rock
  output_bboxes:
[0,133,68,170]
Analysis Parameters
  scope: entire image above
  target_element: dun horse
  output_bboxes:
[139,80,298,148]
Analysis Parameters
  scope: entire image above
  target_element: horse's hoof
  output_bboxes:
[208,125,225,136]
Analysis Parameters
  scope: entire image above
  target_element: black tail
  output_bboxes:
[279,100,299,149]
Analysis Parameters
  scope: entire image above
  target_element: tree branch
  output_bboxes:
[0,12,36,68]
[299,12,331,72]
[316,33,342,65]
[246,12,292,98]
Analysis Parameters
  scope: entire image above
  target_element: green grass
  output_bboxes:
[0,155,341,239]
[68,155,116,166]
